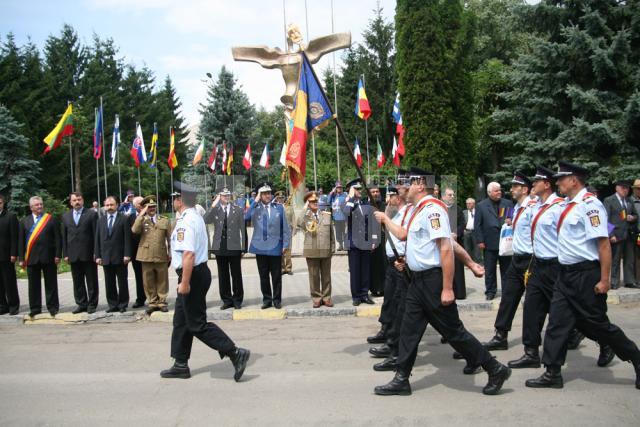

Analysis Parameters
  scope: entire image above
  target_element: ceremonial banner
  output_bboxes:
[43,104,73,154]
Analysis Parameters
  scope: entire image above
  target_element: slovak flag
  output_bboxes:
[392,135,401,167]
[259,142,270,168]
[354,137,363,168]
[130,123,147,168]
[242,143,252,170]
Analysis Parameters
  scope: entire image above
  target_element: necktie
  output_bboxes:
[262,210,268,240]
[74,210,80,225]
[108,215,114,235]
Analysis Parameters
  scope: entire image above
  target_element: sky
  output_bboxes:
[2,0,396,128]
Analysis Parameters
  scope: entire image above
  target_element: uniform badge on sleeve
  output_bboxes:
[430,218,441,230]
[177,228,185,241]
[589,214,601,227]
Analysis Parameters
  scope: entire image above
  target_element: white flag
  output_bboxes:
[111,114,120,165]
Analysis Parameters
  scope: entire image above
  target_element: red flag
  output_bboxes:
[207,143,217,172]
[242,143,252,170]
[354,137,363,168]
[392,136,401,167]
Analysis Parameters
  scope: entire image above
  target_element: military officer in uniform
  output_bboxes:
[297,191,334,307]
[373,167,511,396]
[131,196,172,314]
[161,181,250,381]
[526,161,640,390]
[204,187,247,310]
[483,172,536,350]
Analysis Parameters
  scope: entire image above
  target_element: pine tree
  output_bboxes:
[0,105,41,212]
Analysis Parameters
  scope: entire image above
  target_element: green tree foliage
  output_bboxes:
[0,105,41,212]
[495,0,640,186]
[395,0,477,194]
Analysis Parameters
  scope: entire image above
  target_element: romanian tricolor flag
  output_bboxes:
[167,127,178,170]
[43,104,73,154]
[24,213,52,264]
[354,77,371,120]
[286,54,333,189]
[149,123,158,167]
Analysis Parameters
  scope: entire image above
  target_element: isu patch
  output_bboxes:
[430,218,441,230]
[177,228,185,242]
[589,215,601,227]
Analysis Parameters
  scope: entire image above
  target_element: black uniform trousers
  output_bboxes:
[216,255,244,305]
[102,264,129,310]
[27,263,59,313]
[494,253,530,333]
[132,259,145,305]
[396,268,493,375]
[386,267,409,357]
[521,257,558,348]
[483,249,511,297]
[542,261,640,368]
[256,255,282,305]
[378,258,400,326]
[171,263,236,362]
[70,261,99,310]
[0,261,19,312]
[348,248,371,300]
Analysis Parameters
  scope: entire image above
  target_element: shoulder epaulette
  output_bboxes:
[429,198,448,212]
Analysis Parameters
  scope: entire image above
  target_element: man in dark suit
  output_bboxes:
[442,186,467,299]
[18,195,62,317]
[205,188,247,309]
[604,180,638,289]
[343,178,381,306]
[0,194,20,315]
[474,182,513,300]
[128,196,146,308]
[62,192,99,314]
[95,196,132,312]
[463,198,481,263]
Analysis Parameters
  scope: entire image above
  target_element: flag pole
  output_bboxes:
[301,51,408,279]
[100,97,108,197]
[330,0,341,181]
[95,108,101,207]
[362,74,371,184]
[136,121,141,195]
[116,114,123,202]
[66,101,74,193]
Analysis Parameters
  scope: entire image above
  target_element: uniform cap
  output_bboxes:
[256,182,272,194]
[553,161,588,178]
[387,187,399,196]
[219,187,231,196]
[532,165,556,182]
[304,191,319,203]
[141,196,157,207]
[511,170,532,188]
[346,178,362,189]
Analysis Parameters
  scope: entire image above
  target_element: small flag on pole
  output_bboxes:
[221,142,227,174]
[207,143,218,172]
[93,106,103,159]
[167,127,178,170]
[354,78,372,120]
[259,142,270,168]
[392,93,405,156]
[392,135,401,167]
[242,143,252,170]
[354,137,363,167]
[376,139,385,168]
[43,104,73,154]
[111,114,120,165]
[130,124,147,168]
[226,146,233,176]
[192,138,205,165]
[279,140,287,166]
[149,123,158,167]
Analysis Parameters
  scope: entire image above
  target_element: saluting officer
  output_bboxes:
[484,172,536,350]
[373,167,511,396]
[526,161,640,390]
[161,182,250,381]
[131,196,172,314]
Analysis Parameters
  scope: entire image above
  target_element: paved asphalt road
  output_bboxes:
[1,305,640,426]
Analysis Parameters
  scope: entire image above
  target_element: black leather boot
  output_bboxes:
[482,358,511,395]
[452,351,464,360]
[160,361,191,379]
[229,348,251,382]
[367,325,388,344]
[373,357,398,372]
[463,361,482,375]
[374,371,412,396]
[508,346,541,369]
[369,344,392,358]
[567,329,585,350]
[525,366,563,389]
[483,330,508,351]
[597,344,614,367]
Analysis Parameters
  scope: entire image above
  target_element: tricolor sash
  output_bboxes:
[25,213,51,264]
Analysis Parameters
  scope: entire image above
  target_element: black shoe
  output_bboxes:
[567,330,585,350]
[352,299,361,306]
[525,369,563,389]
[261,302,272,309]
[9,309,19,316]
[72,307,87,314]
[453,351,464,360]
[367,326,387,344]
[221,302,234,310]
[233,303,242,309]
[132,301,145,308]
[362,297,375,305]
[597,344,615,367]
[87,308,96,314]
[486,294,495,301]
[484,330,508,351]
[369,344,392,358]
[482,359,511,395]
[373,357,397,372]
[463,362,482,375]
[374,372,412,396]
[119,307,126,313]
[106,307,119,313]
[230,348,250,382]
[287,271,294,275]
[159,306,168,313]
[0,308,9,315]
[49,310,58,317]
[160,363,191,379]
[146,307,158,315]
[508,347,541,369]
[28,310,41,318]
[274,302,282,309]
[624,283,640,289]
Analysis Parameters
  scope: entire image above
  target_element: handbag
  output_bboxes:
[498,223,514,257]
